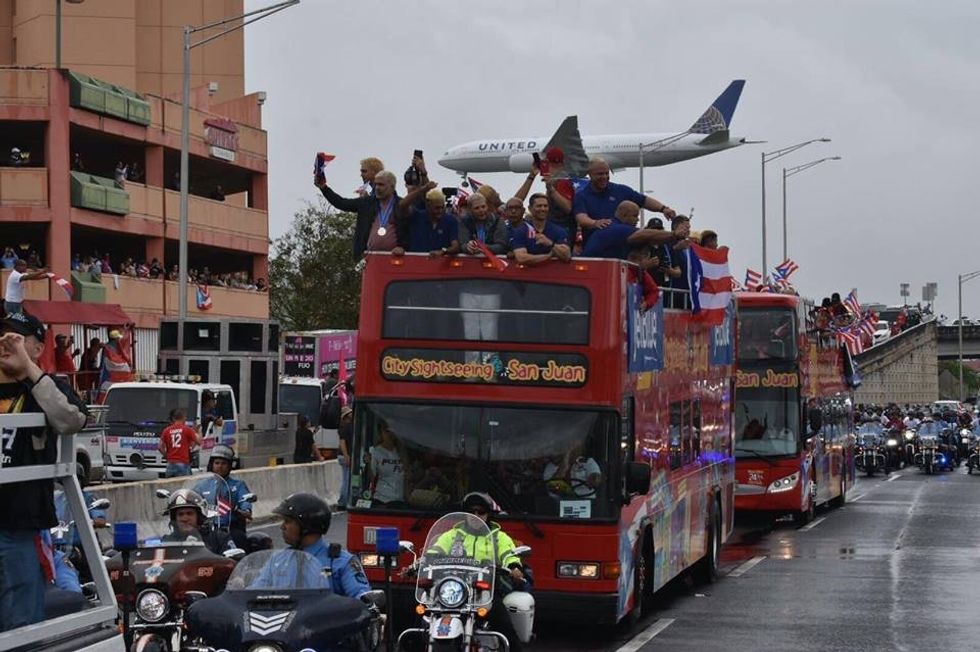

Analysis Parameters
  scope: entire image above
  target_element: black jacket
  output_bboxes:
[318,186,409,260]
[0,375,88,531]
[459,214,509,254]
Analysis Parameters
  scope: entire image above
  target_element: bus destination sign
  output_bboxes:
[381,348,587,387]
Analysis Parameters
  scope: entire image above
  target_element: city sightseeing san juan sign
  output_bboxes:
[204,117,238,162]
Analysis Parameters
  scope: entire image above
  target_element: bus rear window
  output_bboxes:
[383,279,590,345]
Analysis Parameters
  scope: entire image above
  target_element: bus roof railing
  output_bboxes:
[0,412,122,652]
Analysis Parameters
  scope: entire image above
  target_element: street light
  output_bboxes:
[780,155,840,261]
[958,270,980,401]
[55,0,86,69]
[760,138,830,274]
[178,0,299,319]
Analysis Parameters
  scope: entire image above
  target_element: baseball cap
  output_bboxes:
[0,311,46,340]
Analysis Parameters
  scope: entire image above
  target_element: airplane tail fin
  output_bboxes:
[689,80,745,135]
[542,115,589,178]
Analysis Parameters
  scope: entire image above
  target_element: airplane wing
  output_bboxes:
[542,115,589,178]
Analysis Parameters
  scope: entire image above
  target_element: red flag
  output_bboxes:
[471,240,508,272]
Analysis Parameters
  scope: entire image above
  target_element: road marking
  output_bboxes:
[850,493,866,502]
[615,618,675,652]
[886,473,901,482]
[799,516,827,531]
[727,555,766,577]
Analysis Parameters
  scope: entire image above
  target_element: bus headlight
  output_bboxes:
[359,553,381,568]
[556,562,600,579]
[767,472,799,493]
[136,589,169,622]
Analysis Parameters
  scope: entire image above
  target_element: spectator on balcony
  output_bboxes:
[127,162,143,183]
[54,335,80,374]
[100,255,112,275]
[149,259,163,279]
[167,265,178,281]
[26,251,42,269]
[9,147,25,166]
[71,153,84,172]
[136,262,150,278]
[114,163,127,186]
[4,260,48,315]
[170,171,181,191]
[255,278,267,292]
[210,185,226,202]
[1,249,16,270]
[70,254,82,272]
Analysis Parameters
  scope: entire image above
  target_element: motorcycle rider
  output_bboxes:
[426,492,529,652]
[194,445,252,549]
[270,492,371,599]
[161,489,233,555]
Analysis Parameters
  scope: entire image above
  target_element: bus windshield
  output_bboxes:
[105,388,197,425]
[737,307,797,362]
[350,402,618,520]
[278,384,322,422]
[734,387,800,458]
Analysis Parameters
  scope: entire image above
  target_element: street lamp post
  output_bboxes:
[178,0,299,320]
[760,138,830,274]
[55,0,85,69]
[781,155,841,261]
[958,270,980,401]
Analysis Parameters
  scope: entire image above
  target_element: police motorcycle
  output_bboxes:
[900,427,918,469]
[957,426,977,463]
[105,473,244,651]
[855,423,889,477]
[967,434,980,475]
[914,421,955,474]
[398,512,535,652]
[183,548,385,652]
[52,486,112,586]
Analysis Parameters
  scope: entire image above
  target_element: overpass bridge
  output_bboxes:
[936,324,980,359]
[852,319,939,405]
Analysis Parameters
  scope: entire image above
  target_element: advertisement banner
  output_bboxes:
[318,331,357,376]
[628,285,664,372]
[283,336,316,377]
[710,302,735,366]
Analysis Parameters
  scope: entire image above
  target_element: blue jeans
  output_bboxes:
[166,462,191,477]
[3,301,22,315]
[0,529,45,632]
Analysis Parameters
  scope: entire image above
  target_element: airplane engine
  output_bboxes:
[508,152,535,173]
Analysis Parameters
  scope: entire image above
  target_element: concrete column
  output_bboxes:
[250,172,268,211]
[253,254,268,285]
[145,145,165,189]
[46,69,71,296]
[146,237,164,266]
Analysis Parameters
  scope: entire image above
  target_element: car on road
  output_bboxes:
[873,320,890,344]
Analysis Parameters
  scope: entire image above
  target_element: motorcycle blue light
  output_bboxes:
[375,527,401,556]
[114,521,138,550]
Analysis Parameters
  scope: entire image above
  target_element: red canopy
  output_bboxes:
[22,300,132,326]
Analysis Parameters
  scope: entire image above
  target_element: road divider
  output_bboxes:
[88,461,341,536]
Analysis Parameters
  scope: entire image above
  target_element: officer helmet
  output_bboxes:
[207,444,236,473]
[163,488,208,524]
[272,492,331,536]
[461,491,500,515]
[246,531,274,554]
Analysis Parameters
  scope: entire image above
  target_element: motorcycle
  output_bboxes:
[901,429,918,468]
[183,548,386,652]
[398,512,535,652]
[105,473,242,651]
[957,428,977,462]
[855,424,889,477]
[968,441,980,475]
[914,435,954,474]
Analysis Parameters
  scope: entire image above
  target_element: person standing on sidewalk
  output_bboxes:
[159,408,198,477]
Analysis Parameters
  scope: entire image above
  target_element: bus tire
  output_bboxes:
[692,498,721,584]
[793,484,815,527]
[829,475,846,509]
[625,529,652,628]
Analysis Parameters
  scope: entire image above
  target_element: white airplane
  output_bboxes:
[438,80,749,175]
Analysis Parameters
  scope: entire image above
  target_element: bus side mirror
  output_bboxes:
[624,462,651,498]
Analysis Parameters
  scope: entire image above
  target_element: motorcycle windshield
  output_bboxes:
[417,512,496,608]
[143,473,230,546]
[225,549,331,591]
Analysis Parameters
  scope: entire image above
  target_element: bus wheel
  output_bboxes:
[793,489,815,527]
[693,500,720,584]
[829,476,846,509]
[625,531,652,628]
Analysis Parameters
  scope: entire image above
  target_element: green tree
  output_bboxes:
[269,201,361,330]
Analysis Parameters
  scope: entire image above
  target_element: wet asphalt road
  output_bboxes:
[256,468,980,651]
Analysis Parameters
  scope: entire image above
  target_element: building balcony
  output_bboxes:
[0,269,51,302]
[0,167,48,206]
[98,275,268,320]
[164,189,267,244]
[0,69,50,107]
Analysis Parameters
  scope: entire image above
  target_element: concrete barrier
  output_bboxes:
[89,460,341,536]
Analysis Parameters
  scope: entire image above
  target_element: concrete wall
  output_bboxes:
[854,321,940,405]
[88,460,341,536]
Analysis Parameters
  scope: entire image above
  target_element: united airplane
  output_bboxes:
[438,80,749,176]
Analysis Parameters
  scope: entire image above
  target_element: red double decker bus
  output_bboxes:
[346,253,736,624]
[733,292,855,524]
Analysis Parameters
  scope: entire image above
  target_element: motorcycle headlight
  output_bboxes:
[436,578,467,609]
[136,588,169,623]
[767,472,800,493]
[904,432,915,440]
[248,645,285,652]
[887,439,898,447]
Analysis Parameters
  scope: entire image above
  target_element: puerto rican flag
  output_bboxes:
[744,268,762,291]
[686,243,734,325]
[217,496,232,517]
[838,329,864,356]
[774,258,799,281]
[196,285,213,311]
[45,273,74,299]
[844,289,861,316]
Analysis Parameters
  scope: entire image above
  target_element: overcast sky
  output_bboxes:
[244,0,980,319]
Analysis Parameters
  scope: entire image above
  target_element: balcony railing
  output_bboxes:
[164,189,268,240]
[0,68,49,106]
[98,275,268,319]
[0,167,48,206]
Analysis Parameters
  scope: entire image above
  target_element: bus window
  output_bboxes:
[737,308,797,362]
[383,279,590,346]
[734,387,801,457]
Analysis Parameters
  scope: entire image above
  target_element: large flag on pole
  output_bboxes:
[686,244,734,325]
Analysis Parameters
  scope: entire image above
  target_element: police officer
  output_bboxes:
[427,492,529,652]
[195,444,252,548]
[161,489,233,555]
[272,492,371,599]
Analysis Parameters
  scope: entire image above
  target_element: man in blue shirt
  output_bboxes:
[195,445,253,549]
[509,194,572,265]
[271,493,371,599]
[399,183,460,256]
[572,158,676,241]
[581,201,677,259]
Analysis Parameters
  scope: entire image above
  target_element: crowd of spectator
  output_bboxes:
[1,247,42,269]
[317,154,720,307]
[69,252,266,292]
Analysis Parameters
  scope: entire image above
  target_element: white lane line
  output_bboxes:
[850,493,866,502]
[727,555,767,577]
[615,618,676,652]
[886,473,901,482]
[799,516,827,531]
